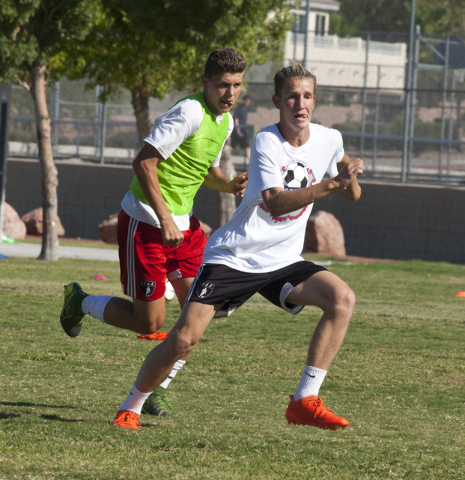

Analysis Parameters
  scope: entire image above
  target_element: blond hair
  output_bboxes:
[274,63,317,96]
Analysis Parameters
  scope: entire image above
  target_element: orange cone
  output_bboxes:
[455,292,465,297]
[137,332,169,340]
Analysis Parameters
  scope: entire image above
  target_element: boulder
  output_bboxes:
[305,210,346,257]
[2,202,27,240]
[199,220,212,239]
[21,207,65,236]
[99,213,119,244]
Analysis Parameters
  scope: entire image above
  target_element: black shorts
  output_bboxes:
[186,261,327,318]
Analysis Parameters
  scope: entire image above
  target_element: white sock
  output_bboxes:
[293,365,327,401]
[118,383,152,415]
[81,295,113,323]
[160,360,185,389]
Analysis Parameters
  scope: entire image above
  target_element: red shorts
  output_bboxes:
[117,210,207,301]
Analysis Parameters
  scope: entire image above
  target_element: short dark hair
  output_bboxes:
[274,63,317,96]
[243,94,251,101]
[204,48,246,79]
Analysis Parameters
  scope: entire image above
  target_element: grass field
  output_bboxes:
[1,255,464,479]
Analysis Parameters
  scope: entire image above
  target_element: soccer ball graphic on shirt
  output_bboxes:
[283,161,309,190]
[275,161,311,220]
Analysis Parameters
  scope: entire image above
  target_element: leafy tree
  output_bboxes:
[62,0,292,144]
[417,0,465,34]
[0,0,101,260]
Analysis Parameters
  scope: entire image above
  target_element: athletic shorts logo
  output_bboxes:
[139,280,156,298]
[196,281,215,299]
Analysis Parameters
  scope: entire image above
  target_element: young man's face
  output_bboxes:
[272,77,316,131]
[202,72,244,115]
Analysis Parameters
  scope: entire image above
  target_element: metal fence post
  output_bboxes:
[402,0,416,183]
[99,101,107,164]
[439,36,450,178]
[51,81,60,148]
[94,85,103,156]
[360,33,370,159]
[373,65,381,172]
[408,25,420,164]
[447,70,456,175]
[0,84,11,240]
[303,0,311,69]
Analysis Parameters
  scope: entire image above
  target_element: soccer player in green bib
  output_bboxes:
[60,48,248,417]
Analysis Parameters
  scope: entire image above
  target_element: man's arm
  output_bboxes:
[203,166,248,197]
[132,143,185,247]
[262,159,363,218]
[336,153,363,201]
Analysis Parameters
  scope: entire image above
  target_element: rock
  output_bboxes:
[305,211,346,257]
[199,220,212,239]
[98,213,119,244]
[21,207,65,236]
[2,202,27,240]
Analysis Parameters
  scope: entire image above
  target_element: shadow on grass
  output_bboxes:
[0,401,76,409]
[0,412,20,420]
[0,411,84,423]
[40,414,84,423]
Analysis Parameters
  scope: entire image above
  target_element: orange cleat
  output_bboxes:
[137,332,169,341]
[111,410,141,430]
[285,395,349,430]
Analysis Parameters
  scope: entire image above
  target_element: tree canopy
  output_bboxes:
[60,0,292,142]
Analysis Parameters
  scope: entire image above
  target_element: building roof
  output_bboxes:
[290,0,340,13]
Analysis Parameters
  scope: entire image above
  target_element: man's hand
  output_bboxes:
[228,172,249,197]
[334,158,363,190]
[160,218,185,247]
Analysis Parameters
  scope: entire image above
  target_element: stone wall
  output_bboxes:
[6,158,465,264]
[6,159,133,240]
[312,181,465,264]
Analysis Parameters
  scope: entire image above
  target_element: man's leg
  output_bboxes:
[287,270,355,370]
[61,274,195,336]
[60,275,197,415]
[138,276,194,417]
[112,301,216,429]
[284,270,355,430]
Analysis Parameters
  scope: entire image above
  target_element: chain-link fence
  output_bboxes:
[6,27,465,186]
[245,28,465,185]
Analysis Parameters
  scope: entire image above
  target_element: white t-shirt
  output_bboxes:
[203,123,344,272]
[121,97,234,230]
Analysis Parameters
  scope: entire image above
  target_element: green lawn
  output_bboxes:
[0,256,464,479]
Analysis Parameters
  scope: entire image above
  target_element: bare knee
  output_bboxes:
[332,287,356,323]
[132,297,167,334]
[169,331,199,358]
[136,311,165,335]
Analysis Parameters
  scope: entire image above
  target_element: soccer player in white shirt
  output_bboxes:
[112,63,363,430]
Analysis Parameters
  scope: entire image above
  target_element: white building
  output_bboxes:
[247,0,407,91]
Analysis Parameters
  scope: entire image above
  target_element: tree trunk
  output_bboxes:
[130,86,152,147]
[218,138,237,226]
[31,64,59,261]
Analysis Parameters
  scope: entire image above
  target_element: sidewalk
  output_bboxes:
[0,241,118,261]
